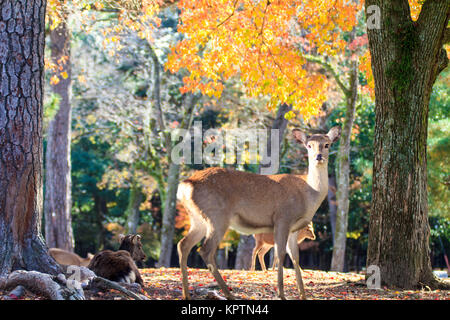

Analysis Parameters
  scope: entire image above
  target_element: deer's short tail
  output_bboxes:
[177,181,193,203]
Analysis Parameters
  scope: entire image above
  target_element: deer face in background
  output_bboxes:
[293,126,341,166]
[118,234,146,262]
[299,222,316,241]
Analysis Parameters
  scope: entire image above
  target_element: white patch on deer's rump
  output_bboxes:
[120,271,136,284]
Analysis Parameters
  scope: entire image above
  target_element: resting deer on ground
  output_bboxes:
[177,126,341,300]
[49,248,94,267]
[88,234,146,286]
[250,222,316,272]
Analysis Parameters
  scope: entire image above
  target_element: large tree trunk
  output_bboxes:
[234,103,291,270]
[0,0,61,278]
[331,60,358,272]
[44,10,74,252]
[365,0,449,289]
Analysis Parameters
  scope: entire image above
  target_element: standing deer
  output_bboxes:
[250,222,316,272]
[177,126,341,300]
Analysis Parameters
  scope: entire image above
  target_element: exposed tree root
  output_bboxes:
[88,277,148,300]
[420,272,450,290]
[0,268,151,300]
[1,270,84,300]
[2,285,26,300]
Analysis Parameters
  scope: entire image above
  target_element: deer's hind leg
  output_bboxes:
[287,231,306,300]
[198,213,236,300]
[177,212,207,300]
[258,245,272,271]
[250,241,262,271]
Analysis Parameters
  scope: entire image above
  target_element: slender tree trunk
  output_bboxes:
[125,182,143,234]
[327,175,337,242]
[365,0,450,289]
[157,94,197,267]
[0,0,61,278]
[157,162,180,267]
[44,9,74,252]
[331,60,358,272]
[94,195,107,250]
[234,103,291,270]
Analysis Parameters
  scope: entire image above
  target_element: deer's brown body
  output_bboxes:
[177,126,341,300]
[88,234,146,286]
[251,222,316,271]
[49,248,93,267]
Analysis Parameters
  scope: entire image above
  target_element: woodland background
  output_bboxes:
[36,0,450,275]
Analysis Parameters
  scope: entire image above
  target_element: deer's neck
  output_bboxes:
[306,163,329,195]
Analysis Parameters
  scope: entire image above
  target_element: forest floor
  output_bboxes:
[1,268,449,300]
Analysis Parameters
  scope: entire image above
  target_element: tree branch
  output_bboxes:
[303,54,350,96]
[417,0,450,48]
[89,276,148,300]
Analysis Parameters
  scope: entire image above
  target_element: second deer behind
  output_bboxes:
[88,234,146,286]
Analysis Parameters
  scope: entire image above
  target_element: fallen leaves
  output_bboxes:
[2,268,449,300]
[137,268,450,301]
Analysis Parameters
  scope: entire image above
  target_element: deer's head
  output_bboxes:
[118,234,147,262]
[293,126,341,166]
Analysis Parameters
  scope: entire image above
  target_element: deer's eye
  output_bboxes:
[307,145,311,149]
[324,144,329,148]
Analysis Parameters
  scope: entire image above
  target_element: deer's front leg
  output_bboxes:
[287,231,307,300]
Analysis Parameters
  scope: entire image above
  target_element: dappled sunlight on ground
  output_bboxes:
[140,268,450,300]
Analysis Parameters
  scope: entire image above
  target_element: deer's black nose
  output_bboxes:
[316,154,323,161]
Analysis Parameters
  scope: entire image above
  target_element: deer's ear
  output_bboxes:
[292,129,308,147]
[133,234,141,244]
[118,234,125,242]
[327,126,341,143]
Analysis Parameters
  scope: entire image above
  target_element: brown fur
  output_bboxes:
[251,223,316,271]
[177,126,341,300]
[49,248,94,267]
[88,234,146,286]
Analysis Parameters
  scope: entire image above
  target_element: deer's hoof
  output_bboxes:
[182,292,191,300]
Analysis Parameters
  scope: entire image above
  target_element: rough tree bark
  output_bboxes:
[331,59,358,272]
[0,0,61,278]
[44,6,74,252]
[365,0,450,289]
[234,103,291,270]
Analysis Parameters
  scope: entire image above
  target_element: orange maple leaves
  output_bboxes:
[45,1,430,119]
[166,0,363,119]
